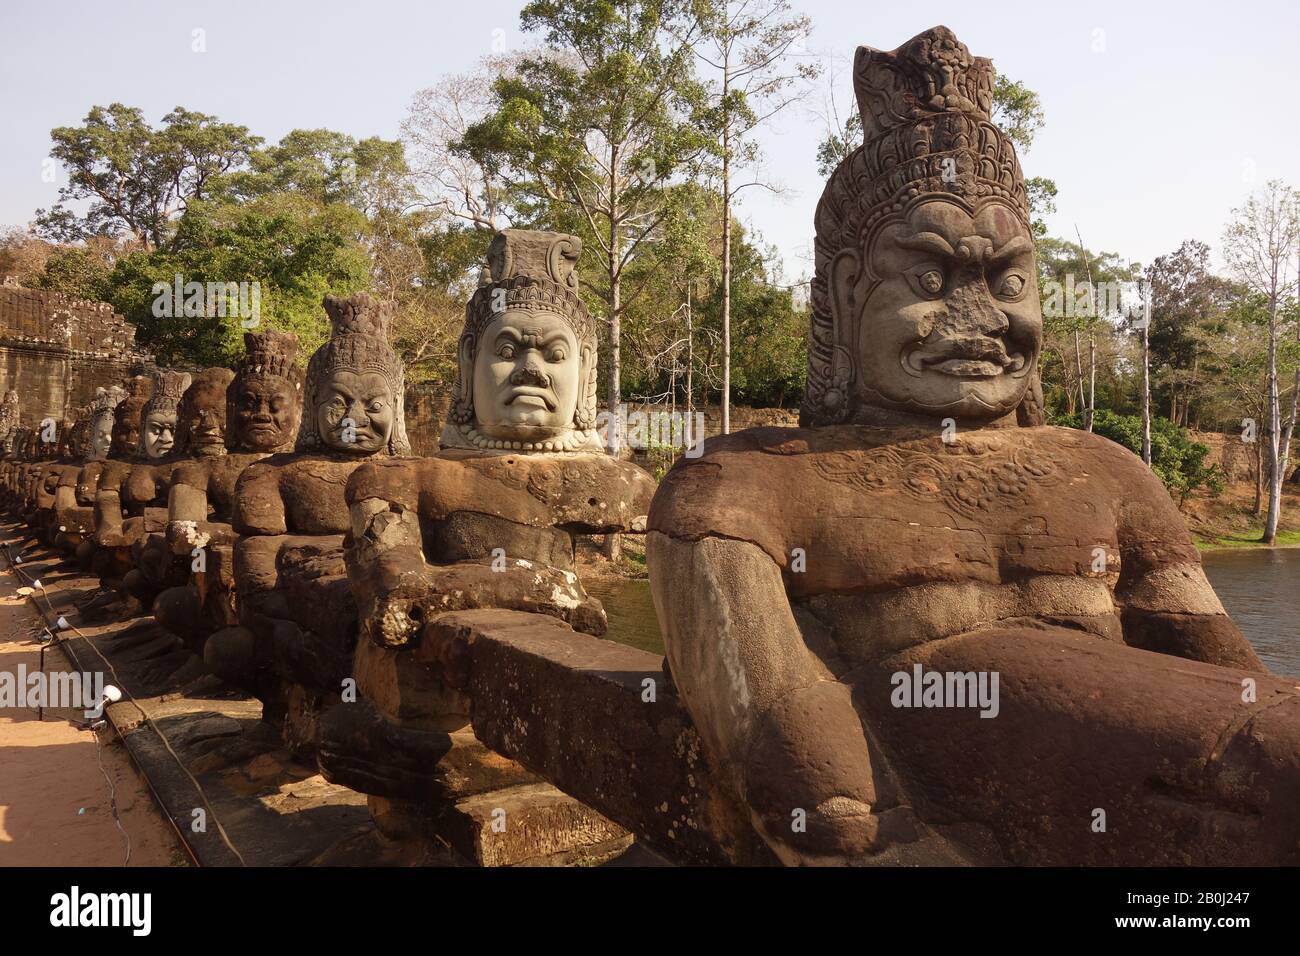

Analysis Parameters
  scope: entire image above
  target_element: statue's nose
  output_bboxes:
[947,273,1008,336]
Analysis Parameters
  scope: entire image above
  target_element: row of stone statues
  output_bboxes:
[2,26,1296,866]
[0,228,656,860]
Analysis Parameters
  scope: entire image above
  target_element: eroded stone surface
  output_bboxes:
[320,230,654,865]
[646,25,1290,867]
[204,294,408,755]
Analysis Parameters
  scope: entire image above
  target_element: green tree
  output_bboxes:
[1145,240,1240,428]
[36,104,261,250]
[1054,409,1223,506]
[460,0,713,449]
[689,0,818,433]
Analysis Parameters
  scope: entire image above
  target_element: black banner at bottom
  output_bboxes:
[0,865,1284,942]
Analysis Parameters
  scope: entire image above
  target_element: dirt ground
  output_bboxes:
[0,573,186,867]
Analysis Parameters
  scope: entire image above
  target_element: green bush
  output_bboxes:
[1051,409,1224,504]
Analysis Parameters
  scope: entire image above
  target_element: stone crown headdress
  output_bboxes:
[142,369,192,417]
[237,329,301,382]
[805,25,1040,428]
[228,330,303,452]
[298,293,410,455]
[463,230,593,343]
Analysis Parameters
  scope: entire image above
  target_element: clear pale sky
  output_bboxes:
[2,0,1297,281]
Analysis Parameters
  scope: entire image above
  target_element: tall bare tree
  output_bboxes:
[691,0,818,433]
[1222,179,1300,544]
[403,58,526,233]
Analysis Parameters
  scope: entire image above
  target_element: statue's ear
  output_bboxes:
[575,342,597,429]
[453,332,476,421]
[828,249,864,354]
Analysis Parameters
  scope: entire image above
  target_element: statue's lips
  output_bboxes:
[903,342,1027,378]
[506,388,556,411]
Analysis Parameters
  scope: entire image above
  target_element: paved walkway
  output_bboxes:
[0,559,184,866]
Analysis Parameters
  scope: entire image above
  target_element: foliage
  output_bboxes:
[1052,409,1224,503]
[36,104,261,250]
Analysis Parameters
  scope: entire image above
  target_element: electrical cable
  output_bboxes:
[2,536,247,866]
[92,721,132,865]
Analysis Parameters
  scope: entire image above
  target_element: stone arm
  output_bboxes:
[646,530,886,865]
[53,470,78,515]
[231,462,287,537]
[344,459,607,651]
[123,462,168,515]
[74,462,104,505]
[93,463,130,546]
[53,466,94,533]
[1114,463,1262,671]
[165,460,235,555]
[35,466,62,510]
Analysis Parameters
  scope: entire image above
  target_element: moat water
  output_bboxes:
[1202,548,1300,677]
[590,550,1300,678]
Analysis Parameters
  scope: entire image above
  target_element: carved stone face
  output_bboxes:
[141,410,177,458]
[112,408,142,455]
[90,414,114,460]
[233,376,301,452]
[853,199,1040,423]
[315,370,394,453]
[472,310,582,438]
[179,379,229,457]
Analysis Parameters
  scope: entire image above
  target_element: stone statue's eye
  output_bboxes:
[997,273,1026,298]
[918,270,943,296]
[498,344,515,360]
[547,348,566,362]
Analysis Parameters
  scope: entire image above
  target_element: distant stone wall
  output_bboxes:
[0,284,154,426]
[619,402,799,440]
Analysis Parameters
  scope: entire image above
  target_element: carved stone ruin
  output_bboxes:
[123,366,237,611]
[92,369,190,597]
[319,229,657,864]
[204,294,410,754]
[154,332,304,652]
[646,25,1300,865]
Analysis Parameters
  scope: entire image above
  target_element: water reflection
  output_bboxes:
[587,554,1300,678]
[1202,548,1300,677]
[585,577,664,656]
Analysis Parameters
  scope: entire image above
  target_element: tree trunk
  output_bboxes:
[686,283,694,425]
[720,61,732,437]
[1087,331,1096,433]
[1073,330,1085,419]
[1281,366,1300,491]
[607,142,622,453]
[603,142,622,561]
[1264,293,1282,544]
[1141,314,1151,465]
[1254,435,1264,515]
